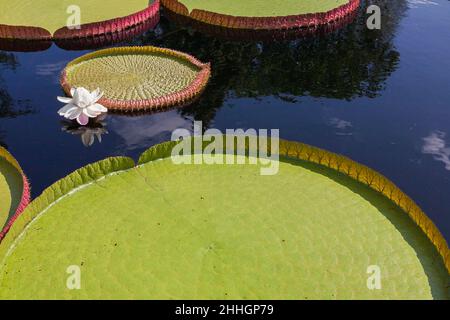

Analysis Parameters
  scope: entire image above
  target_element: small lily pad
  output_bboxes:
[60,46,211,112]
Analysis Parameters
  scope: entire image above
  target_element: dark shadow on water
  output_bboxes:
[0,39,52,52]
[0,52,34,119]
[281,156,449,299]
[0,51,35,149]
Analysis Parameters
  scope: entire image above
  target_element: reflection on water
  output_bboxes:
[61,119,108,147]
[35,61,67,77]
[407,0,439,8]
[329,117,353,130]
[0,52,34,147]
[130,0,405,126]
[109,110,192,152]
[422,131,450,171]
[0,39,52,53]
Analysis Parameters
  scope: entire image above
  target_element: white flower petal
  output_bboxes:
[73,87,91,107]
[67,108,82,120]
[58,88,106,123]
[58,104,78,116]
[91,88,104,103]
[71,89,80,106]
[89,103,108,113]
[57,96,73,104]
[83,107,101,118]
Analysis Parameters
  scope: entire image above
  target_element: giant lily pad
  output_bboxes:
[165,5,358,42]
[161,0,361,30]
[0,0,159,40]
[0,147,30,240]
[0,138,448,299]
[60,46,211,112]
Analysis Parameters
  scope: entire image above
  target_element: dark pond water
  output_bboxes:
[1,1,449,241]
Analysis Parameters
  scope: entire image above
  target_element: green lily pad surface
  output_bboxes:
[0,0,152,34]
[0,140,448,299]
[61,46,211,112]
[174,0,349,17]
[0,148,27,232]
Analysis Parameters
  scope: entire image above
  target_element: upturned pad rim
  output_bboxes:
[0,147,30,241]
[161,0,361,31]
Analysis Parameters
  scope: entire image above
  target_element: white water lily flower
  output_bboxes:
[57,87,107,126]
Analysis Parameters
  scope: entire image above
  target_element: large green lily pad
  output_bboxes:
[177,0,350,17]
[0,139,448,299]
[162,0,359,32]
[0,0,151,33]
[0,0,159,41]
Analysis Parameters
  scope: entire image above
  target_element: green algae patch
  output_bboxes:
[0,139,448,299]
